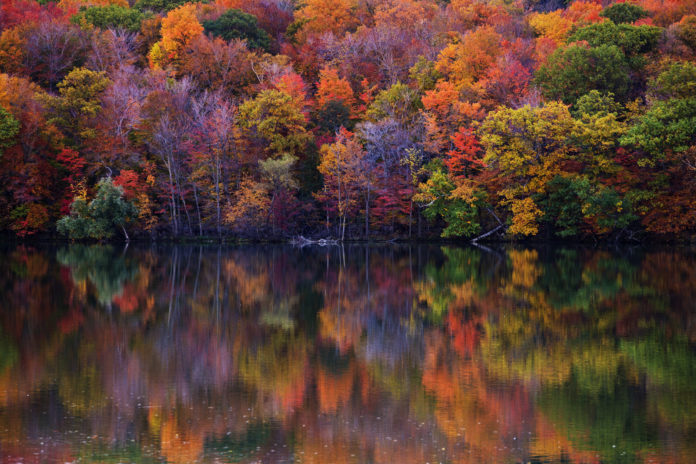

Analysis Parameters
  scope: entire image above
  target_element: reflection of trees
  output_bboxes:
[0,324,17,374]
[622,332,696,451]
[0,244,694,463]
[57,245,138,306]
[537,366,656,464]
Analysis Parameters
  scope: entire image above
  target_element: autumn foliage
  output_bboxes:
[0,0,694,241]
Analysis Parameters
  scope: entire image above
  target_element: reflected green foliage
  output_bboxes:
[0,325,18,374]
[75,444,165,464]
[56,244,137,305]
[204,423,271,460]
[621,334,696,390]
[420,246,488,322]
[537,368,657,463]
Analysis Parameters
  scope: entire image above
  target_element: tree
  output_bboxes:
[134,0,187,12]
[572,90,623,117]
[572,98,626,177]
[138,79,197,236]
[621,98,696,167]
[178,35,255,93]
[237,89,311,158]
[540,175,636,237]
[367,82,422,126]
[0,25,28,76]
[259,153,299,233]
[0,0,63,30]
[0,106,20,158]
[57,177,138,241]
[535,43,631,105]
[409,56,442,93]
[435,26,502,90]
[621,62,696,167]
[42,67,112,152]
[528,11,573,45]
[421,80,485,153]
[480,102,576,236]
[676,15,696,50]
[415,160,483,238]
[23,21,89,90]
[203,9,271,51]
[190,96,239,236]
[315,66,355,114]
[71,5,146,33]
[445,127,485,179]
[316,129,367,240]
[215,0,293,43]
[0,73,64,236]
[564,1,603,25]
[568,22,662,60]
[224,176,270,234]
[313,100,352,134]
[650,61,696,99]
[599,3,648,24]
[293,0,358,42]
[148,4,203,68]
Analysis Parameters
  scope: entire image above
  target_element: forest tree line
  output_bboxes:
[0,0,695,241]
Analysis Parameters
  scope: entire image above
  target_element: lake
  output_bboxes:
[0,243,694,463]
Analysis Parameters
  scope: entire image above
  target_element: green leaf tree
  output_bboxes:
[568,22,662,58]
[57,177,138,241]
[0,106,20,158]
[599,3,648,24]
[621,62,696,166]
[203,9,271,51]
[535,43,631,105]
[71,5,146,33]
[415,160,483,238]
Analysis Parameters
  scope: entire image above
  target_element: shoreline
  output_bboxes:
[2,234,696,247]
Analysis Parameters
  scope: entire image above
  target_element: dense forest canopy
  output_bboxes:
[0,0,695,241]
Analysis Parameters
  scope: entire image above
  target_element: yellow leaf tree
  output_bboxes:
[480,102,576,237]
[148,4,203,69]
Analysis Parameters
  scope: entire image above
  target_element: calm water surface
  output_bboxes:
[0,244,695,463]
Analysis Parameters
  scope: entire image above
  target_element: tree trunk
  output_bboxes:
[409,198,413,239]
[192,184,203,237]
[165,156,178,235]
[365,178,370,240]
[120,224,130,242]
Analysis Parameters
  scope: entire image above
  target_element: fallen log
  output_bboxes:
[291,235,340,247]
[471,224,505,243]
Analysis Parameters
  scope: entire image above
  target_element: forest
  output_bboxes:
[0,0,695,241]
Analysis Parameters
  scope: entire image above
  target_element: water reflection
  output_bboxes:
[0,244,695,463]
